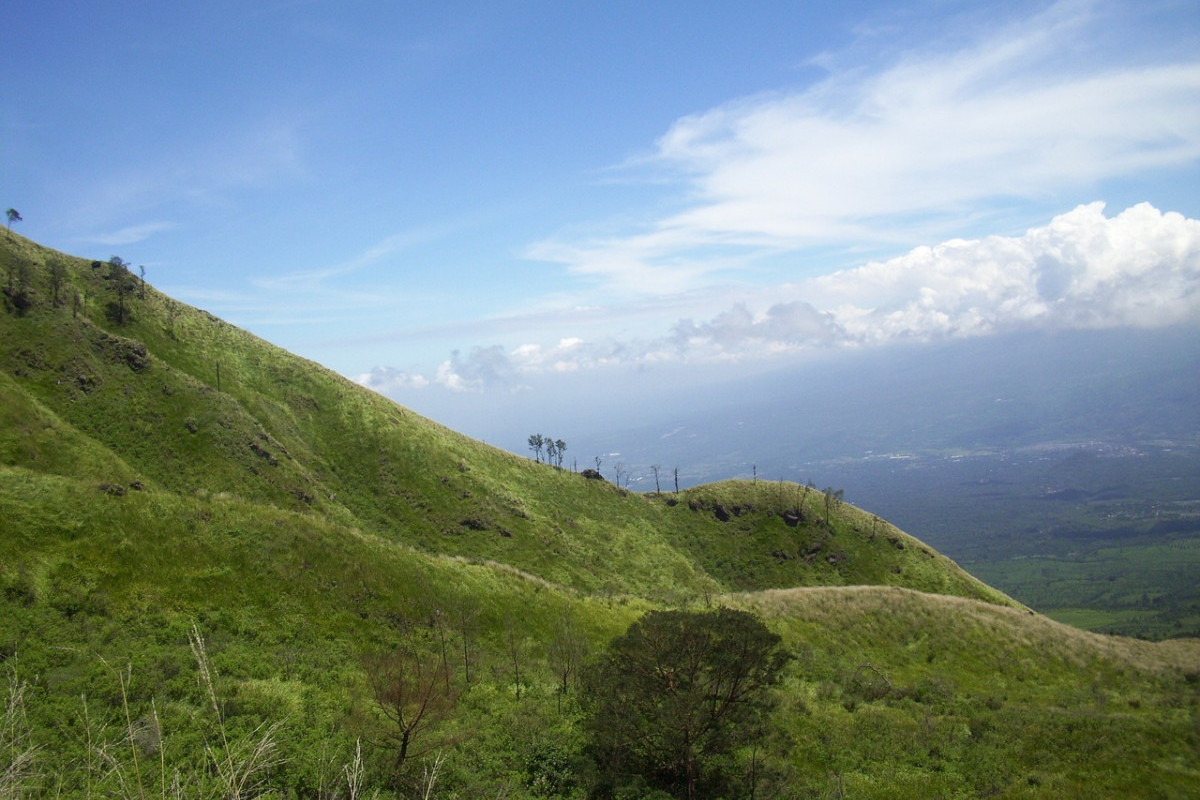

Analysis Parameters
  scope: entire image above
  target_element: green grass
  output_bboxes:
[0,234,1012,606]
[2,231,1199,799]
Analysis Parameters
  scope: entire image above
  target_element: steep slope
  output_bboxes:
[3,231,1197,799]
[0,231,1006,605]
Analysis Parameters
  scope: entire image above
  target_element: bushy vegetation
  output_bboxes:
[2,231,1198,798]
[581,608,790,800]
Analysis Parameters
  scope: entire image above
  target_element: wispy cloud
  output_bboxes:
[250,226,451,295]
[81,221,178,246]
[362,202,1200,393]
[529,0,1200,293]
[63,115,308,235]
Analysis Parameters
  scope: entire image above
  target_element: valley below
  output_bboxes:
[809,441,1200,639]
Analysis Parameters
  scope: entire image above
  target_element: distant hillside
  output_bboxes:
[0,231,1008,605]
[2,230,1198,799]
[503,323,1200,639]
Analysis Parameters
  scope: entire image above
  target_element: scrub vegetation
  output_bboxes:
[2,231,1198,798]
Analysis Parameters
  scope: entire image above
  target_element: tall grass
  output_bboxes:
[1,667,39,800]
[188,625,282,800]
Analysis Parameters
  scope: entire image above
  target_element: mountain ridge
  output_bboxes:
[0,230,1009,605]
[3,230,1198,799]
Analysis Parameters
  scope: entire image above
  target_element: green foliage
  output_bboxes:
[0,230,1198,798]
[581,608,790,800]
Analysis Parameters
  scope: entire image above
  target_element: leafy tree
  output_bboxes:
[49,259,68,306]
[3,257,32,313]
[528,433,545,463]
[106,255,135,325]
[554,438,567,470]
[4,208,19,238]
[581,608,790,800]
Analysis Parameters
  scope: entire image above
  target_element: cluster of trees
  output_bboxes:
[95,255,145,325]
[2,236,145,323]
[358,605,790,799]
[527,433,568,469]
[4,604,789,800]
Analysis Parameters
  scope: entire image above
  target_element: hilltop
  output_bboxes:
[2,231,1198,799]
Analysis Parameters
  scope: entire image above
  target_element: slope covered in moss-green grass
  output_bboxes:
[0,231,1008,605]
[2,231,1197,799]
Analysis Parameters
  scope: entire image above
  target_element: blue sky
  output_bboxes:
[5,0,1200,440]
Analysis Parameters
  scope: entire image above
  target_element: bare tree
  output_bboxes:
[822,487,844,525]
[547,611,590,712]
[651,464,662,494]
[613,462,626,488]
[363,642,461,787]
[674,466,680,494]
[505,621,529,700]
[449,596,480,687]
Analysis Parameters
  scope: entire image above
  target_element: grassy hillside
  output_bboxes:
[0,232,1007,606]
[2,231,1198,799]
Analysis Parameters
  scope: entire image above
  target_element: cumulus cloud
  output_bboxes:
[538,202,1200,364]
[418,337,640,393]
[530,1,1200,291]
[360,202,1200,394]
[671,301,845,359]
[809,202,1200,342]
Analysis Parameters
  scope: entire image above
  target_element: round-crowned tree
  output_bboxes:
[581,607,791,800]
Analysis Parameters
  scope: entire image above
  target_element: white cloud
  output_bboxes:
[366,202,1200,395]
[355,366,430,393]
[809,202,1200,341]
[82,221,178,246]
[530,1,1200,293]
[419,337,637,393]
